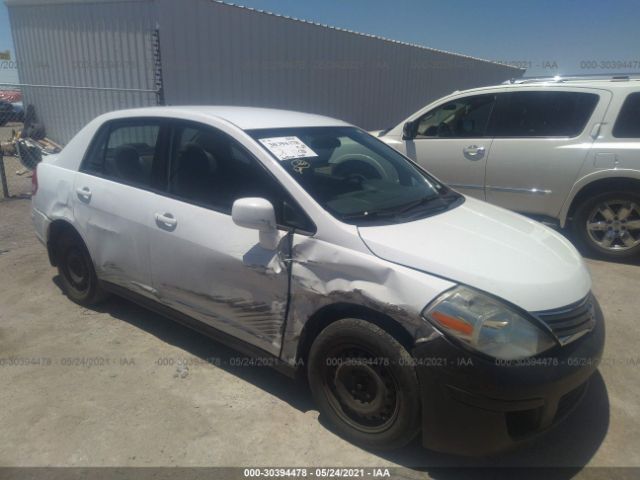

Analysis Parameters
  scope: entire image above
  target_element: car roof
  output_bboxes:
[453,78,640,96]
[97,106,352,130]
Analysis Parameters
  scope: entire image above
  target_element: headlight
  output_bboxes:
[423,286,556,360]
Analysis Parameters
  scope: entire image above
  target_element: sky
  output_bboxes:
[0,3,18,84]
[1,0,639,84]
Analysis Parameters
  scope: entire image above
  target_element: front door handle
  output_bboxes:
[155,212,177,231]
[463,145,486,161]
[76,186,92,202]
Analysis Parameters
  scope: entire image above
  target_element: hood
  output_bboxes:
[357,197,591,312]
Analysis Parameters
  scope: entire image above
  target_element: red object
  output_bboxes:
[0,90,22,103]
[31,164,38,195]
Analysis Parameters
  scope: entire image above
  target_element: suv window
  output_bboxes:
[613,92,640,138]
[491,91,599,137]
[415,94,495,138]
[167,121,314,232]
[82,120,161,188]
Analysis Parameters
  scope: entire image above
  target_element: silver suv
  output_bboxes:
[378,75,640,259]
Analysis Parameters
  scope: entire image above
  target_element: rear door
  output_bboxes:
[485,88,611,218]
[147,120,314,355]
[400,93,498,199]
[73,118,166,298]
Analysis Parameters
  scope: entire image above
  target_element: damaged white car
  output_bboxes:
[32,106,604,455]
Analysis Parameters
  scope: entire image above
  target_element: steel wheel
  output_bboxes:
[307,318,421,449]
[585,199,640,251]
[323,345,400,433]
[63,247,90,293]
[56,230,108,306]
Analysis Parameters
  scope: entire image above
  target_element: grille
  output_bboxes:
[534,294,596,346]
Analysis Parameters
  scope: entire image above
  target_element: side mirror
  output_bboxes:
[402,121,417,140]
[232,197,280,250]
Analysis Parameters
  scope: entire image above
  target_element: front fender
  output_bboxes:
[280,236,455,366]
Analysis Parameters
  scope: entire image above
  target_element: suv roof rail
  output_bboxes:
[503,73,640,84]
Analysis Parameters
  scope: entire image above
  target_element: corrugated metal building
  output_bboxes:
[6,0,523,144]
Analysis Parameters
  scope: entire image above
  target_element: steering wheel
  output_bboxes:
[437,122,452,137]
[342,172,369,187]
[332,156,384,184]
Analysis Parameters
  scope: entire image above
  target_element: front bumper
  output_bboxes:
[413,297,605,456]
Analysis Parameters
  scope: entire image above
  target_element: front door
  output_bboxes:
[401,93,497,199]
[147,120,309,355]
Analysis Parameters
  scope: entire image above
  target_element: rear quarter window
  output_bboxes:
[613,92,640,138]
[491,91,600,138]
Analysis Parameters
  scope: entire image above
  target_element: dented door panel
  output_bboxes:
[148,198,290,356]
[72,172,156,298]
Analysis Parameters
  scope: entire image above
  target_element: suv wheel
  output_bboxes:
[56,231,108,306]
[307,318,421,450]
[573,191,640,259]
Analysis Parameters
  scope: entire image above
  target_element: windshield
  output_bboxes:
[248,126,463,225]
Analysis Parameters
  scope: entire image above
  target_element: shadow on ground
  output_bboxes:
[53,276,314,412]
[55,276,610,478]
[377,371,609,478]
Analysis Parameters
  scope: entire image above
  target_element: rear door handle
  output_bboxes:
[76,186,92,202]
[463,145,485,160]
[155,212,177,231]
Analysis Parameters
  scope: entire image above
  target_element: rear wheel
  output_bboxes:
[572,191,640,259]
[307,318,421,450]
[56,231,108,306]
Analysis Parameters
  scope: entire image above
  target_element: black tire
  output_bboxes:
[56,230,108,306]
[572,190,640,259]
[308,318,421,450]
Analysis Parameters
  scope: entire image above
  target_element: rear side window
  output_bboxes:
[613,92,640,138]
[82,120,162,188]
[491,91,599,137]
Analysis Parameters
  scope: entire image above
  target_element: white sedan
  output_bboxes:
[31,106,604,455]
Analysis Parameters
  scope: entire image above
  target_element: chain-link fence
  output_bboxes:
[0,95,58,199]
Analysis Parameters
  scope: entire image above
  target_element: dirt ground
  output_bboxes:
[1,124,639,476]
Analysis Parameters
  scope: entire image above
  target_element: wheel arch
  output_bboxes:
[295,302,415,371]
[46,219,86,267]
[562,173,640,226]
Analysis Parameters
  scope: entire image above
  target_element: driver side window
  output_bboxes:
[415,94,496,139]
[166,121,315,233]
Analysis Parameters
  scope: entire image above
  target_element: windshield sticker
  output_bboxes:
[291,159,311,174]
[259,136,318,161]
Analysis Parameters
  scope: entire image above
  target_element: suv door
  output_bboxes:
[399,93,497,199]
[74,119,166,297]
[485,88,611,219]
[148,120,314,355]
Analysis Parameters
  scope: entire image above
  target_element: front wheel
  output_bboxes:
[307,318,421,450]
[572,191,640,259]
